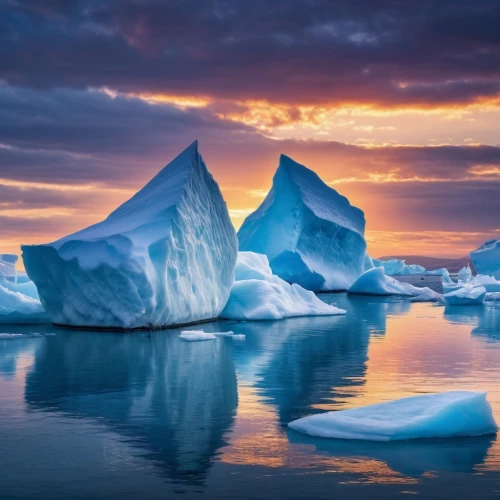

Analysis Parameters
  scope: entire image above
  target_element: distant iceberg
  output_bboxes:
[22,141,238,330]
[0,254,48,324]
[373,258,425,276]
[471,274,500,293]
[348,267,442,302]
[471,239,500,279]
[221,252,346,320]
[457,265,473,284]
[288,391,497,441]
[444,286,486,306]
[238,154,372,291]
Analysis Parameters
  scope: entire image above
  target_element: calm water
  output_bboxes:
[2,289,500,499]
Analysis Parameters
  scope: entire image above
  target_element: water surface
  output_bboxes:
[1,291,500,499]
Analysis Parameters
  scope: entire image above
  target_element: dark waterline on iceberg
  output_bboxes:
[1,279,500,499]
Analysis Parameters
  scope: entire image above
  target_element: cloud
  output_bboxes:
[1,1,500,108]
[1,84,500,256]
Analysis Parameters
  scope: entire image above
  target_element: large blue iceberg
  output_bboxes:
[288,391,497,441]
[22,141,238,329]
[238,154,372,291]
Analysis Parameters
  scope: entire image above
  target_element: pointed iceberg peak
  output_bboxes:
[238,154,372,291]
[22,142,238,329]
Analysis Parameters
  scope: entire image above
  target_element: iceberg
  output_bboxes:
[237,154,371,291]
[444,286,486,306]
[471,274,500,293]
[221,252,346,320]
[288,391,497,441]
[471,239,500,279]
[348,267,442,302]
[22,141,238,329]
[458,265,472,284]
[0,253,48,324]
[373,258,425,276]
[0,254,18,283]
[179,331,216,342]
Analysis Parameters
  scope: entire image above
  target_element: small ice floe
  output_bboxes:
[444,286,486,306]
[288,391,497,441]
[486,292,500,302]
[179,330,245,341]
[0,332,53,340]
[179,331,216,342]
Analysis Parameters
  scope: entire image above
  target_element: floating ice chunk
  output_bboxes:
[179,331,216,342]
[458,265,473,284]
[410,287,444,303]
[22,141,238,329]
[231,334,246,340]
[444,286,486,306]
[238,154,371,291]
[288,391,497,441]
[485,292,500,302]
[221,252,346,320]
[471,239,500,279]
[349,267,442,302]
[211,331,235,337]
[471,275,500,293]
[0,333,23,339]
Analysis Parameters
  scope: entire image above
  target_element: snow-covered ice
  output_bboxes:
[471,239,500,279]
[348,267,442,302]
[22,141,238,329]
[288,391,497,441]
[179,331,216,342]
[237,154,372,291]
[444,286,486,306]
[221,252,346,320]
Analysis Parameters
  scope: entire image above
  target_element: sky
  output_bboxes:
[1,0,500,259]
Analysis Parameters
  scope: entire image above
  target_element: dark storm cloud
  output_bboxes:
[1,0,500,106]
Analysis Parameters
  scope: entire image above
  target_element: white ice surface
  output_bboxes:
[22,141,238,329]
[444,286,486,306]
[221,252,346,320]
[288,391,497,441]
[348,267,442,302]
[237,155,371,291]
[471,239,500,279]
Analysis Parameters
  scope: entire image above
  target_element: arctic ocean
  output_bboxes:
[2,285,500,500]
